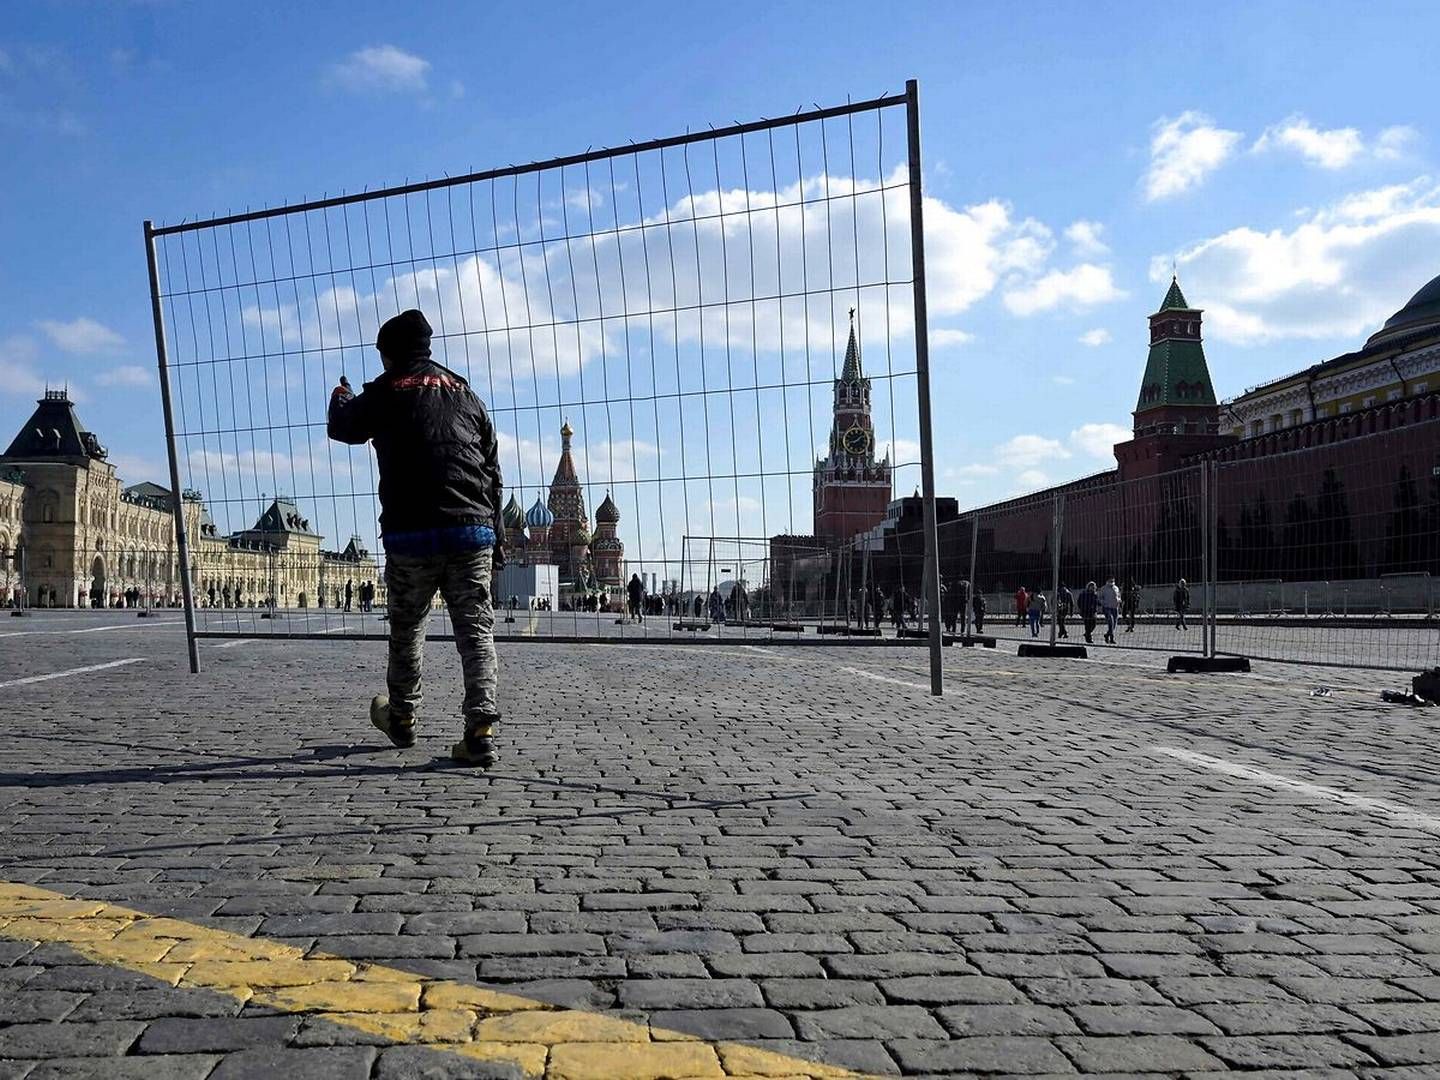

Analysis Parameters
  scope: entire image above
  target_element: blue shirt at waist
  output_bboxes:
[383,524,495,557]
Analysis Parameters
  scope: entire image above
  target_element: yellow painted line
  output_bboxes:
[0,881,865,1079]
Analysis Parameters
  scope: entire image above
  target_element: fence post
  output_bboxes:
[144,220,200,674]
[1049,495,1063,647]
[1208,460,1219,658]
[906,78,943,695]
[967,515,979,635]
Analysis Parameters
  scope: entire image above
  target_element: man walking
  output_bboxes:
[1122,577,1140,632]
[1078,581,1099,644]
[1174,577,1191,630]
[1027,589,1044,637]
[1099,577,1121,644]
[1056,583,1073,639]
[627,573,645,623]
[328,309,505,767]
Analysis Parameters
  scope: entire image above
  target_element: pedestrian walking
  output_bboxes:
[1078,580,1099,644]
[971,590,987,634]
[328,309,505,767]
[1056,583,1073,638]
[1174,577,1191,630]
[1014,585,1029,627]
[1027,589,1044,637]
[1122,577,1140,633]
[941,580,960,634]
[627,573,645,623]
[1099,577,1121,644]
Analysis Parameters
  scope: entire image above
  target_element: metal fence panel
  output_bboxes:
[144,84,944,686]
[1212,417,1440,671]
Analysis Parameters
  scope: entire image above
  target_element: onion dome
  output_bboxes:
[595,492,620,524]
[1368,272,1440,347]
[502,494,525,530]
[525,495,555,528]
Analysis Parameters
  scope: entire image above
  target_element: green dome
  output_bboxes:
[502,494,525,529]
[1368,272,1440,346]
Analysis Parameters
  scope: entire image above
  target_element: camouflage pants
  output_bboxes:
[384,550,497,722]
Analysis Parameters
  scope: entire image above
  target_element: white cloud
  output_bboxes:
[37,317,124,354]
[1077,328,1111,347]
[95,364,153,388]
[239,166,1096,387]
[943,462,999,484]
[1254,116,1364,169]
[1069,422,1129,458]
[107,452,165,485]
[1144,111,1242,201]
[1051,375,1076,386]
[875,439,921,466]
[1003,263,1125,316]
[1064,220,1109,256]
[0,351,46,399]
[327,45,430,94]
[1376,125,1419,160]
[1014,469,1050,491]
[1160,176,1440,344]
[1255,117,1421,168]
[994,434,1069,469]
[930,328,974,348]
[0,335,82,401]
[921,195,1053,315]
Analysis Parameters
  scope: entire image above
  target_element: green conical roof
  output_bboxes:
[1136,277,1215,413]
[1136,339,1217,411]
[1158,276,1190,312]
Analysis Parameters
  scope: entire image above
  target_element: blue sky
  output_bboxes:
[3,1,1438,572]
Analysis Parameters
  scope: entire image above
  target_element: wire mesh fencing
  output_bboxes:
[939,469,1207,652]
[1212,416,1440,671]
[144,84,945,679]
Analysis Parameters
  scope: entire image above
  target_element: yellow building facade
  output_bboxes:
[0,391,376,609]
[1225,272,1440,436]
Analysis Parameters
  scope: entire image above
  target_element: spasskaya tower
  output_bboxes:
[813,310,892,541]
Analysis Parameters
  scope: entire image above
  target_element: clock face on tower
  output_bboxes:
[842,425,871,457]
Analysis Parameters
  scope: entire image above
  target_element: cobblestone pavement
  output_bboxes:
[1,610,1438,1077]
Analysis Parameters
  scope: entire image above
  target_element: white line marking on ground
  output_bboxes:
[0,658,145,688]
[837,665,931,692]
[1154,745,1440,834]
[0,622,180,639]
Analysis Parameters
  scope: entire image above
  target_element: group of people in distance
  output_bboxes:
[1007,578,1192,644]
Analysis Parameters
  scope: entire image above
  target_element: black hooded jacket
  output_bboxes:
[328,356,502,540]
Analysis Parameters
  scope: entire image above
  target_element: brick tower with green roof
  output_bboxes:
[1114,277,1234,479]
